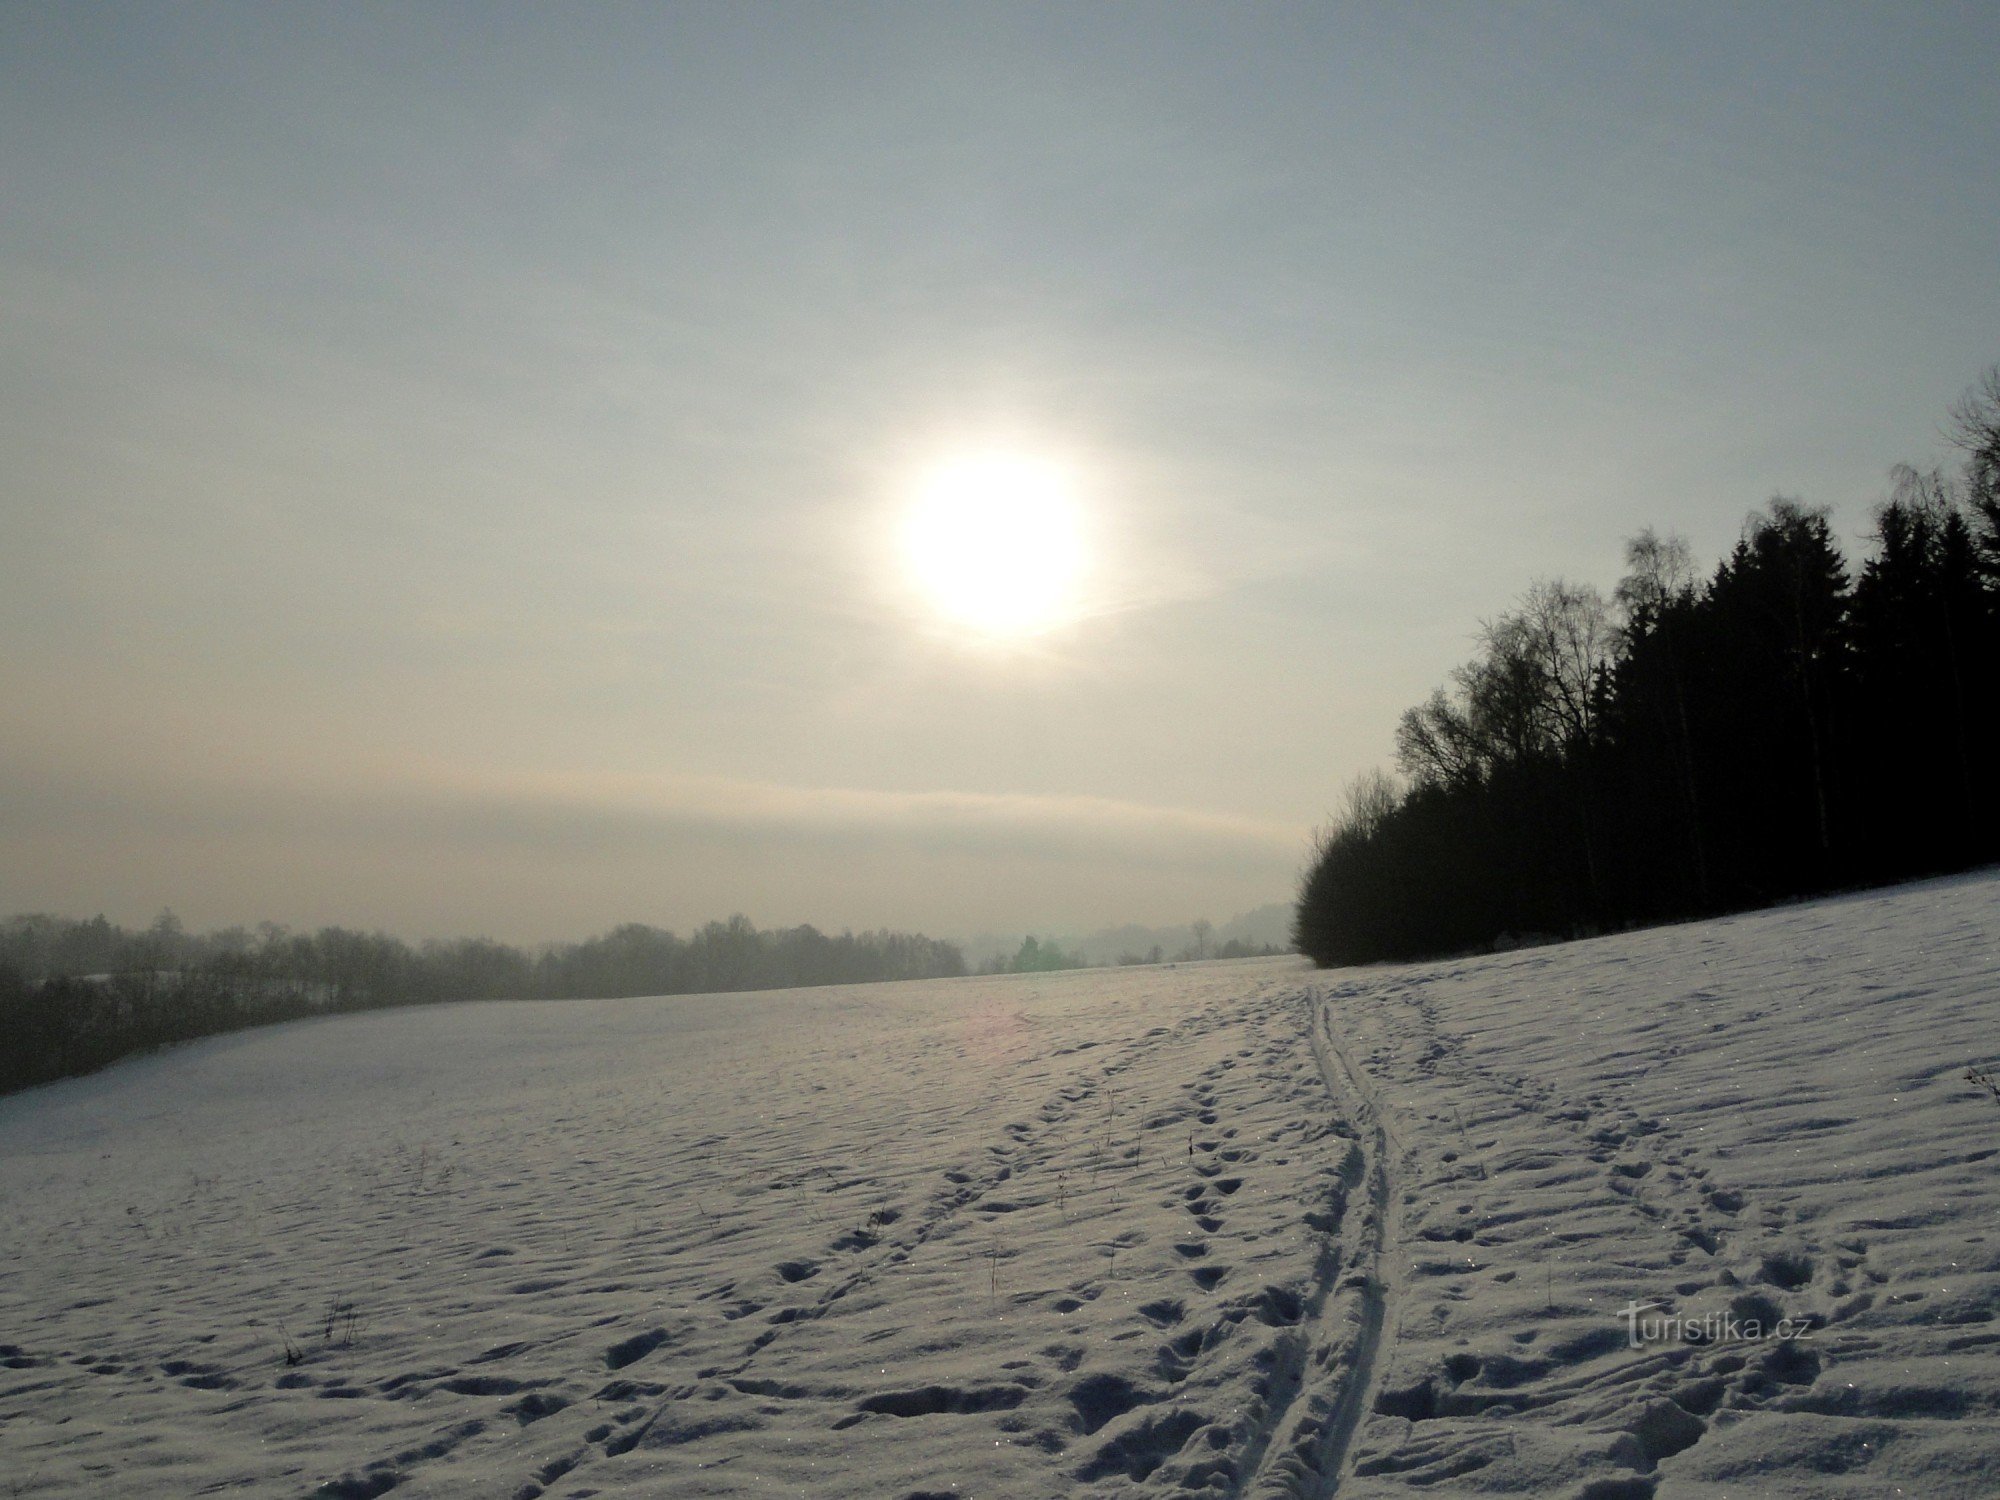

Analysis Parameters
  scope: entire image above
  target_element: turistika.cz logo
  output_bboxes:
[1618,1301,1813,1349]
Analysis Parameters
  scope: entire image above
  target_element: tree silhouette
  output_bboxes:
[1298,368,2000,966]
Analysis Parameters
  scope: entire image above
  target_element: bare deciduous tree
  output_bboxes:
[1394,579,1610,788]
[1510,579,1612,750]
[1613,529,1697,638]
[1948,366,2000,582]
[1395,687,1486,788]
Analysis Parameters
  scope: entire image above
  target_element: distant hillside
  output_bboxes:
[960,903,1294,969]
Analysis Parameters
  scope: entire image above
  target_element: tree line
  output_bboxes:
[1296,367,2000,965]
[0,911,966,1095]
[977,925,1286,974]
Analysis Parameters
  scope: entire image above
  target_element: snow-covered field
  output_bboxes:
[4,873,1999,1498]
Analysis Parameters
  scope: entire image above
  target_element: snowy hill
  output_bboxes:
[2,872,1998,1497]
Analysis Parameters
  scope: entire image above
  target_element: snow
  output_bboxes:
[3,871,1999,1497]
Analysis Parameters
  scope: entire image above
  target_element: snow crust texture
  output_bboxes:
[3,872,1999,1498]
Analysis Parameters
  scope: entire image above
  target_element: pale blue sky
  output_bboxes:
[3,3,1996,941]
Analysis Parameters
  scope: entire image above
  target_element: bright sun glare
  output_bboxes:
[901,453,1087,638]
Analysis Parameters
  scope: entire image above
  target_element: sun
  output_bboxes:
[900,452,1088,638]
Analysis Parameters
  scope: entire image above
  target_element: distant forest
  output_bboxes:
[0,913,965,1095]
[1297,366,2000,965]
[978,926,1285,974]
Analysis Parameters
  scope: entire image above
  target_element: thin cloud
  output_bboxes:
[2,752,1305,876]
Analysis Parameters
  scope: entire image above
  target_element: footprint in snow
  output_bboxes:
[1136,1299,1183,1328]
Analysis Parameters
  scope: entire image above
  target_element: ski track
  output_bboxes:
[3,871,2000,1497]
[1308,871,2000,1499]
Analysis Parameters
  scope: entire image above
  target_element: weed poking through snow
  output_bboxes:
[1967,1064,2000,1110]
[321,1297,360,1348]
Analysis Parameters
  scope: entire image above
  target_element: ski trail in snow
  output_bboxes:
[1301,989,1400,1498]
[1224,987,1403,1499]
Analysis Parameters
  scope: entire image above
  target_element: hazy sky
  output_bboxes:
[3,3,1996,943]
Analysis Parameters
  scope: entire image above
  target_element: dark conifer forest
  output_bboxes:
[1296,368,2000,965]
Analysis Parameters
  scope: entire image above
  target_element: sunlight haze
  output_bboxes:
[901,450,1089,638]
[3,3,1996,942]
